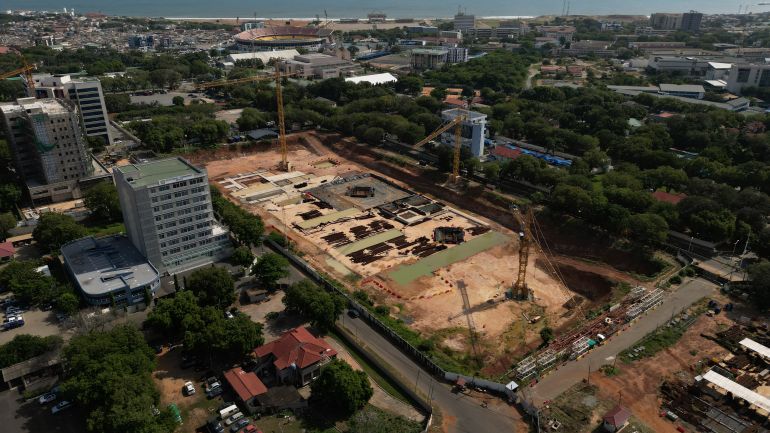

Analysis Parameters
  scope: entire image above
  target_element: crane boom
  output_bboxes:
[413,115,464,148]
[1,63,35,90]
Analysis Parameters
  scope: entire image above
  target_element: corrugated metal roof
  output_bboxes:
[702,370,770,413]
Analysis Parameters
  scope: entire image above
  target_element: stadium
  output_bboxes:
[233,26,331,51]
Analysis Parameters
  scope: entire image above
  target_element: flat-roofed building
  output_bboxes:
[61,235,160,306]
[659,83,705,99]
[113,157,231,274]
[726,63,770,94]
[440,108,488,157]
[278,53,359,79]
[0,97,94,203]
[30,74,112,145]
[410,48,448,70]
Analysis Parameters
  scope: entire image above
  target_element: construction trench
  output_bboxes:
[198,132,661,377]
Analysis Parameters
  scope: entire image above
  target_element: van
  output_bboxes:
[219,404,239,420]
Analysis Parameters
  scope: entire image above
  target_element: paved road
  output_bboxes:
[339,313,517,433]
[526,278,717,404]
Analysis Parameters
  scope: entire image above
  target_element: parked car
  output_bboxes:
[207,418,225,433]
[38,392,57,404]
[183,381,196,396]
[243,425,260,433]
[230,418,249,432]
[51,401,73,414]
[3,316,23,330]
[206,384,223,398]
[224,412,244,426]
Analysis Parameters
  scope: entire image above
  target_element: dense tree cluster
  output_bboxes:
[32,213,87,253]
[0,334,63,368]
[61,325,176,433]
[146,290,264,364]
[210,187,264,246]
[282,280,346,332]
[0,260,79,312]
[130,113,228,153]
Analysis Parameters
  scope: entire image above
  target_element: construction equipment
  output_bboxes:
[197,69,294,171]
[0,59,36,92]
[413,112,466,183]
[510,205,534,300]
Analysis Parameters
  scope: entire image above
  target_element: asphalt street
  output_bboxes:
[526,277,718,405]
[338,313,518,433]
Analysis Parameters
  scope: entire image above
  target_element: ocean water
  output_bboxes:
[1,0,756,19]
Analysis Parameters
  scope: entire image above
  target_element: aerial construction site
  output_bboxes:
[195,132,660,376]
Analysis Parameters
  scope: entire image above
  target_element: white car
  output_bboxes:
[51,400,72,414]
[183,381,196,396]
[224,412,244,426]
[38,392,57,404]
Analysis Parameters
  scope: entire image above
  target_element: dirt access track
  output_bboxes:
[197,132,646,376]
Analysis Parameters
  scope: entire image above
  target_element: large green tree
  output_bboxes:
[84,182,122,222]
[252,252,290,289]
[310,359,373,418]
[33,213,87,253]
[282,280,345,332]
[749,260,770,310]
[185,266,235,309]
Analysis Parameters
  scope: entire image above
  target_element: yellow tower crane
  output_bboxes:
[0,59,36,92]
[413,112,466,183]
[197,68,295,171]
[510,205,534,300]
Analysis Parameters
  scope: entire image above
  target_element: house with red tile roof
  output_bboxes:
[0,241,15,261]
[651,190,687,205]
[223,366,267,405]
[253,327,337,386]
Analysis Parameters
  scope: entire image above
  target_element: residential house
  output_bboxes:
[253,327,337,387]
[223,366,267,409]
[602,405,632,432]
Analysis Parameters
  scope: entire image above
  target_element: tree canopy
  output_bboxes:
[0,334,63,368]
[84,182,122,222]
[61,325,176,433]
[252,252,290,289]
[33,213,87,253]
[283,280,345,332]
[310,359,373,418]
[185,266,235,309]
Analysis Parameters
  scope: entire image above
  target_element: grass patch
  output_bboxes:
[329,329,416,406]
[84,221,126,238]
[620,300,707,363]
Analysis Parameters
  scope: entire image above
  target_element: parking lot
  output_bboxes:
[0,302,71,345]
[0,387,84,433]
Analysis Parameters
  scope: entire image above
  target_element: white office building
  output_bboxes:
[440,108,487,157]
[726,63,770,94]
[113,157,232,274]
[31,74,112,145]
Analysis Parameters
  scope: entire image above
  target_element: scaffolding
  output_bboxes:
[626,288,664,320]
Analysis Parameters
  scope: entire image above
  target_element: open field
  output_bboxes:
[197,132,646,376]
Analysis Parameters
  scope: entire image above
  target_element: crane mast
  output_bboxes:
[197,68,294,171]
[511,206,533,300]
